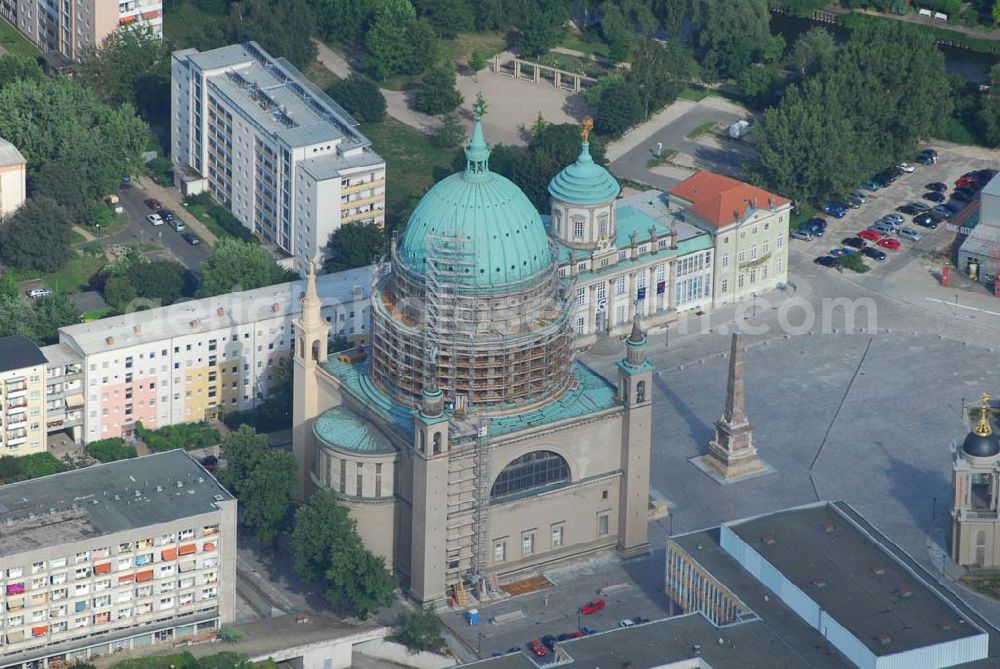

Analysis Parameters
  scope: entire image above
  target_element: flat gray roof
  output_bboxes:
[0,336,46,373]
[0,451,233,557]
[728,503,983,656]
[58,267,370,356]
[183,42,373,152]
[300,148,385,180]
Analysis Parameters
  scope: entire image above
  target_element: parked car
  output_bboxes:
[849,190,868,203]
[182,232,201,245]
[580,599,606,615]
[144,197,162,210]
[897,203,923,215]
[843,237,866,250]
[877,238,901,250]
[859,179,881,192]
[527,641,547,657]
[541,635,558,650]
[932,204,955,219]
[882,213,904,225]
[926,181,947,192]
[829,248,850,257]
[159,209,174,222]
[121,175,132,188]
[823,203,847,218]
[146,213,163,226]
[580,627,598,636]
[27,287,53,299]
[923,191,946,203]
[171,219,186,232]
[952,187,975,203]
[844,194,863,209]
[898,162,915,173]
[909,201,930,212]
[916,154,935,165]
[791,229,814,241]
[861,247,887,261]
[507,648,522,654]
[815,256,838,268]
[634,617,651,625]
[899,227,922,241]
[858,229,881,242]
[955,176,980,189]
[871,224,894,237]
[974,169,997,181]
[801,217,826,237]
[618,619,636,628]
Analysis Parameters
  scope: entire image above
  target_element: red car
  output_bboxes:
[955,176,980,189]
[858,229,881,242]
[580,598,606,614]
[877,238,901,250]
[144,198,162,210]
[527,641,547,657]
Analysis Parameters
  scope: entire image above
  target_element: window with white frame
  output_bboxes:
[616,276,626,295]
[494,540,506,563]
[551,525,564,548]
[522,532,535,556]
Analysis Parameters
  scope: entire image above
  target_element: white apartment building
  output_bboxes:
[171,42,386,275]
[0,337,47,457]
[40,268,371,444]
[0,0,161,60]
[0,451,236,669]
[0,137,25,220]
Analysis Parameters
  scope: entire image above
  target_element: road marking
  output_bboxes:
[956,303,979,311]
[925,298,944,304]
[985,310,1000,316]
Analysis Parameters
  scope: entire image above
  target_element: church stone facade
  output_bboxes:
[292,117,653,605]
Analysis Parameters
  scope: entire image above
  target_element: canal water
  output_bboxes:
[770,13,999,84]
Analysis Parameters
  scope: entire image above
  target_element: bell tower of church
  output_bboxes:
[292,261,329,501]
[617,314,652,557]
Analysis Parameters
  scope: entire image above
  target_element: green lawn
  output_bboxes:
[0,17,39,57]
[67,229,88,245]
[686,121,718,140]
[789,204,819,231]
[41,254,107,294]
[304,60,339,91]
[559,31,611,59]
[439,31,507,67]
[360,117,459,231]
[678,85,713,102]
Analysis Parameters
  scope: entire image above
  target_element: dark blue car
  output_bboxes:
[823,203,846,218]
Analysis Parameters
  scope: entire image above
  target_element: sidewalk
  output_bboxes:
[136,176,218,247]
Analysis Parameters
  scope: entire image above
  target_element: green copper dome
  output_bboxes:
[548,141,620,205]
[397,118,552,289]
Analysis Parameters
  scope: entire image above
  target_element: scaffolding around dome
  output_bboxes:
[370,230,576,414]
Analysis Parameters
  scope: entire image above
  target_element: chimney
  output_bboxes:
[768,197,775,209]
[216,307,225,317]
[132,325,141,335]
[761,534,776,546]
[105,336,114,345]
[878,634,892,647]
[190,319,199,329]
[353,286,363,299]
[271,303,281,313]
[734,209,741,223]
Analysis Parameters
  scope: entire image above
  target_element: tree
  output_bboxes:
[694,0,771,80]
[28,295,80,345]
[77,26,168,111]
[31,162,88,222]
[222,357,294,432]
[229,0,317,69]
[431,112,466,148]
[601,3,633,63]
[199,239,294,297]
[469,50,487,74]
[309,0,378,43]
[517,10,565,57]
[218,425,297,543]
[994,0,1000,24]
[0,197,73,272]
[413,65,462,115]
[978,94,1000,147]
[736,64,783,108]
[392,609,446,653]
[627,38,687,119]
[102,276,139,313]
[291,489,396,617]
[325,222,388,272]
[787,27,836,78]
[593,79,643,136]
[413,0,474,37]
[327,76,386,123]
[0,54,43,89]
[85,437,135,462]
[403,19,439,76]
[365,0,418,80]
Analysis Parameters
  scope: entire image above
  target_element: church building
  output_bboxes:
[291,116,653,605]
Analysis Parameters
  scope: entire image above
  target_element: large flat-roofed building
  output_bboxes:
[0,0,162,60]
[41,268,370,443]
[0,137,25,220]
[0,336,48,457]
[171,42,386,274]
[0,450,236,669]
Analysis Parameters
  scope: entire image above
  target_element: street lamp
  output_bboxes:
[664,324,669,350]
[752,293,757,318]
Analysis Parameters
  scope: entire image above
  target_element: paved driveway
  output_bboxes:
[114,184,209,271]
[609,102,746,190]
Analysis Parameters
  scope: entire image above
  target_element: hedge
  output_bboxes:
[0,452,65,484]
[135,421,221,452]
[85,437,136,462]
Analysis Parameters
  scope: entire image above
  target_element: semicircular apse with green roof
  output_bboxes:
[395,118,552,290]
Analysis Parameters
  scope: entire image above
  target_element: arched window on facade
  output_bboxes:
[636,380,646,403]
[311,339,321,361]
[433,432,442,455]
[490,451,569,500]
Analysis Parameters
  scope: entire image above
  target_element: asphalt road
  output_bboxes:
[112,184,209,271]
[609,104,744,191]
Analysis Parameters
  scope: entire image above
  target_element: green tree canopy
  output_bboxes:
[309,0,378,43]
[392,609,446,653]
[77,26,168,110]
[22,295,80,345]
[0,197,73,272]
[627,38,687,119]
[694,0,771,80]
[414,0,474,36]
[413,65,463,114]
[365,0,419,80]
[593,78,643,136]
[199,239,296,297]
[292,489,396,616]
[516,7,565,56]
[31,162,89,222]
[0,54,44,89]
[325,222,387,272]
[229,0,318,69]
[787,27,836,78]
[327,75,387,123]
[218,425,297,543]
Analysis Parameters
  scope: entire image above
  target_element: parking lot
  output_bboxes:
[789,145,993,279]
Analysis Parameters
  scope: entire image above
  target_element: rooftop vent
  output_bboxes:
[156,486,163,492]
[190,320,200,329]
[353,286,363,298]
[871,565,888,576]
[106,336,114,345]
[271,303,281,313]
[761,534,777,546]
[820,522,835,534]
[217,307,225,317]
[939,621,954,631]
[113,495,120,501]
[133,325,141,335]
[691,644,702,657]
[176,481,184,488]
[897,586,913,599]
[812,578,828,589]
[197,477,205,483]
[878,634,892,646]
[213,494,225,502]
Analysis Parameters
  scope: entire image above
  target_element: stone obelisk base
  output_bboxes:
[691,438,773,485]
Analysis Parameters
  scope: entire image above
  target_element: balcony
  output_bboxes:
[7,413,27,428]
[342,178,385,195]
[7,401,27,413]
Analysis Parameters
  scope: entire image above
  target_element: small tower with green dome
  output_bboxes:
[548,117,622,248]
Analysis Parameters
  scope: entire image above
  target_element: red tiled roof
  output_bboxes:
[669,171,789,228]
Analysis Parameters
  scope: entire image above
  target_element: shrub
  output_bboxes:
[85,437,135,462]
[135,421,221,452]
[0,452,66,484]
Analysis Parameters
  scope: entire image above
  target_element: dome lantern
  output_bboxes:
[963,392,1000,458]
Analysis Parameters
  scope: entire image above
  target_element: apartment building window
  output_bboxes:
[598,513,609,537]
[551,524,564,548]
[776,234,783,248]
[721,255,728,269]
[494,540,506,563]
[616,276,626,295]
[522,532,535,556]
[575,288,585,306]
